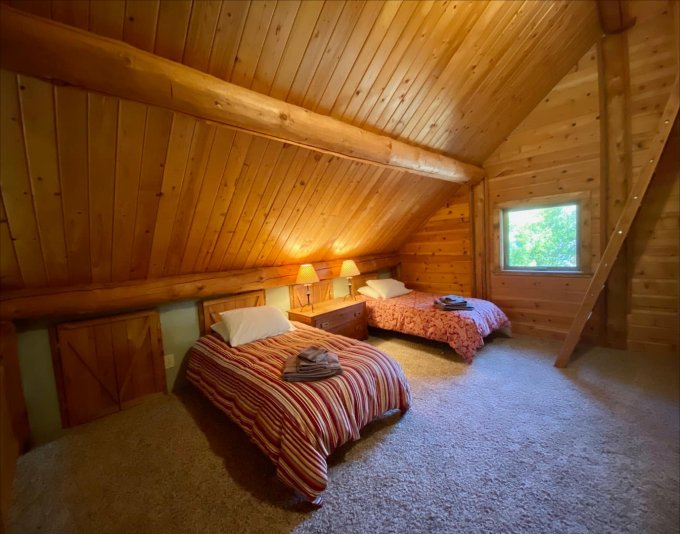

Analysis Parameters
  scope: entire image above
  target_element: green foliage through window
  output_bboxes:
[503,203,579,270]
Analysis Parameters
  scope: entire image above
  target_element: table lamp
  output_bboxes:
[295,263,319,310]
[340,259,360,300]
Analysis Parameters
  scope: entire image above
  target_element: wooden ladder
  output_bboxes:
[555,83,679,368]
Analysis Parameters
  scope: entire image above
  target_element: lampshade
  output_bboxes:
[295,263,319,284]
[340,259,360,277]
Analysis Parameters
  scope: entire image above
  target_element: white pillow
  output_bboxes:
[357,286,381,299]
[210,321,229,341]
[220,306,293,347]
[366,278,412,299]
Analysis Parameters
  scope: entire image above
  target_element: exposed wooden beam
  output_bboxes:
[597,0,636,34]
[0,254,400,321]
[598,32,632,348]
[0,5,483,184]
[555,83,679,368]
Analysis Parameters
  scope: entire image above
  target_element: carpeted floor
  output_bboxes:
[9,332,680,534]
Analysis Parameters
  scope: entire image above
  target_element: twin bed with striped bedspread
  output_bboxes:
[187,322,411,505]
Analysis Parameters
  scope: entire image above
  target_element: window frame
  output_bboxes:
[493,192,592,275]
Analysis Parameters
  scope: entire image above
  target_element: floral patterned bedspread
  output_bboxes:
[364,291,510,362]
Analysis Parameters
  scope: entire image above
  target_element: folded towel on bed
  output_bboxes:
[283,347,343,382]
[434,301,474,311]
[434,295,474,311]
[437,294,467,304]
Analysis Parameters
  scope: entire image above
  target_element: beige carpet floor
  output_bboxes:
[9,332,680,534]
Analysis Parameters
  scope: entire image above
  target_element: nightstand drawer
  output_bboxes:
[315,306,364,331]
[328,319,368,340]
[288,299,367,341]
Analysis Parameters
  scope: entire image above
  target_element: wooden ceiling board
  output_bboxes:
[0,0,607,292]
[7,0,600,165]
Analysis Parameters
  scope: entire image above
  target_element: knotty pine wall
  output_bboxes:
[6,0,600,164]
[627,123,678,355]
[482,4,678,350]
[399,187,473,296]
[483,44,602,339]
[0,70,458,291]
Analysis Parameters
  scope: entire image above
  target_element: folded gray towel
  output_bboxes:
[297,346,327,363]
[282,349,343,382]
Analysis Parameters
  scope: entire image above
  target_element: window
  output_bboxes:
[495,193,590,274]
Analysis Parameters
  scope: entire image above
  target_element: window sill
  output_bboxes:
[495,270,592,277]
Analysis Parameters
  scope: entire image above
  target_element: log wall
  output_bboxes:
[482,3,678,351]
[399,187,473,296]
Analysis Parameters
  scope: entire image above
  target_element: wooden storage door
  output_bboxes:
[112,314,165,409]
[55,310,165,427]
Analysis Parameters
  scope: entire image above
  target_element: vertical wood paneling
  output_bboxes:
[163,121,216,275]
[51,0,88,29]
[267,0,324,100]
[207,136,270,271]
[275,155,347,262]
[179,127,235,274]
[1,1,612,295]
[205,0,250,81]
[297,0,367,110]
[229,0,275,89]
[250,0,300,94]
[241,145,307,267]
[123,0,160,51]
[193,131,251,272]
[182,0,221,71]
[221,141,285,269]
[154,0,192,61]
[111,100,146,282]
[343,0,434,123]
[147,114,195,278]
[55,86,91,284]
[88,0,125,40]
[88,93,118,283]
[282,0,346,103]
[229,144,299,270]
[0,198,22,289]
[0,71,46,286]
[271,152,336,264]
[17,75,69,286]
[315,1,387,115]
[8,1,602,166]
[129,107,173,279]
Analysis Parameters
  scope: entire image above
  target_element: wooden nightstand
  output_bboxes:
[288,298,368,341]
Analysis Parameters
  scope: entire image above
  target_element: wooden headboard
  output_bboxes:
[197,290,266,335]
[351,272,382,294]
[289,280,333,309]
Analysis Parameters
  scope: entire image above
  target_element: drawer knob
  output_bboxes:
[354,311,361,318]
[320,321,330,329]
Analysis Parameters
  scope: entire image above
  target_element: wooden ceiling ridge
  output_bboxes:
[0,4,484,184]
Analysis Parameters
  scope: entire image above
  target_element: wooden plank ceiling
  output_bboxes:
[0,0,601,291]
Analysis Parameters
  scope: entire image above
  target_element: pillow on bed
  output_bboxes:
[220,306,293,347]
[210,321,229,341]
[366,278,412,299]
[357,286,381,299]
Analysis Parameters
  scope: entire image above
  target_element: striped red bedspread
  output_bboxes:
[186,323,411,505]
[365,291,510,363]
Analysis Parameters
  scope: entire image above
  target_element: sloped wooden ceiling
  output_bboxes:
[0,0,601,291]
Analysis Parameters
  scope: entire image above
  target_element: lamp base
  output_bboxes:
[344,277,356,300]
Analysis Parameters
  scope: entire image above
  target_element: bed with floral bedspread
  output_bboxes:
[364,291,510,362]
